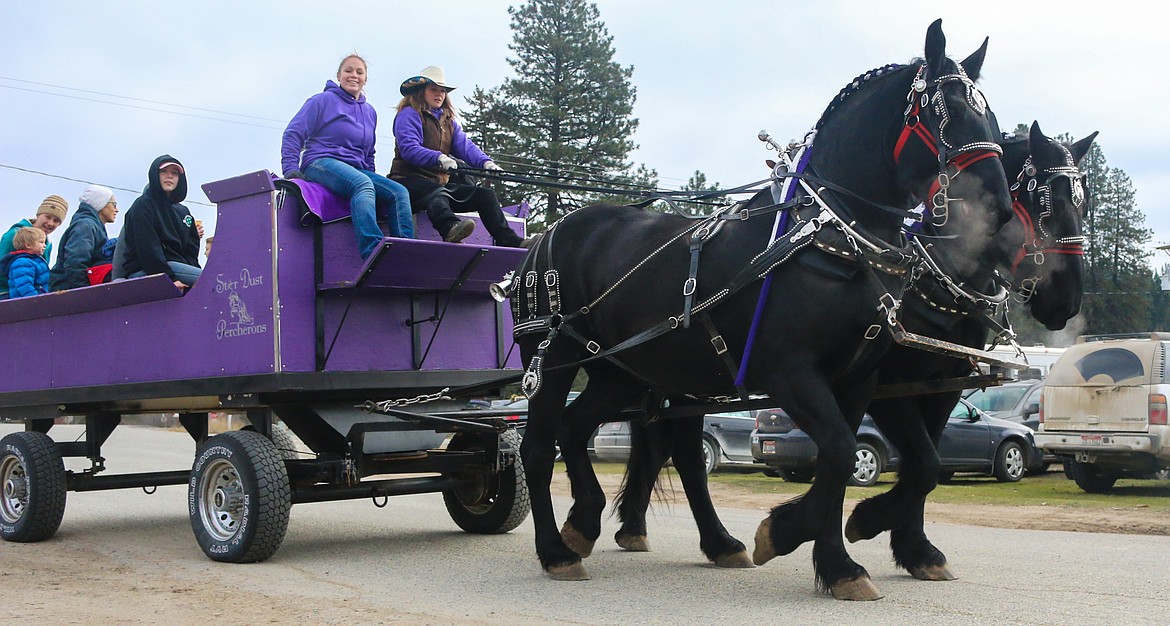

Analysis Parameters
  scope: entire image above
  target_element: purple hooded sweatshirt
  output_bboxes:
[391,107,490,169]
[281,81,377,175]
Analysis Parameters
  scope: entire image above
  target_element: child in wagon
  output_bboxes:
[0,227,51,299]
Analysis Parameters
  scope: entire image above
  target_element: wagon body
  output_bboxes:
[0,170,531,560]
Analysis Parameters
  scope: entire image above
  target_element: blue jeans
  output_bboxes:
[129,261,203,287]
[303,158,414,259]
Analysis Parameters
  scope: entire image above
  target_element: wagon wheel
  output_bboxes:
[189,430,291,562]
[0,432,66,543]
[442,429,530,534]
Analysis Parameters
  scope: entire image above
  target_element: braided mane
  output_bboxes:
[813,63,913,132]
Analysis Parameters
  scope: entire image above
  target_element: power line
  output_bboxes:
[0,163,214,207]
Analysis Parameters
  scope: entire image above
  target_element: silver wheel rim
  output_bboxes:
[703,442,715,473]
[0,455,29,524]
[199,458,245,542]
[854,449,878,484]
[1006,446,1024,479]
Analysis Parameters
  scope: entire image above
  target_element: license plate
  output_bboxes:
[1080,435,1103,446]
[762,440,776,454]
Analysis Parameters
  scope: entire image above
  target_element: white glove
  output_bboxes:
[438,154,458,171]
[484,160,503,172]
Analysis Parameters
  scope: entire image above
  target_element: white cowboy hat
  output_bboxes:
[400,65,457,96]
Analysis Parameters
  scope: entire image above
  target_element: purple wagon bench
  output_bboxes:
[0,170,531,561]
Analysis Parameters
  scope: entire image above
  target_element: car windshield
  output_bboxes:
[964,386,1028,412]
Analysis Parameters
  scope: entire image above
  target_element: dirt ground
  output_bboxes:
[550,471,1170,536]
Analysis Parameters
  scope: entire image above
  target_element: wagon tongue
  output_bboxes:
[892,328,1029,371]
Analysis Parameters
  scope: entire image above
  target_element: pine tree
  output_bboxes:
[462,0,650,230]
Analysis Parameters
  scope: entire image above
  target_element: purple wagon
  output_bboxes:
[0,170,531,562]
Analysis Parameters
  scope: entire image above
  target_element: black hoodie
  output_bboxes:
[112,154,200,280]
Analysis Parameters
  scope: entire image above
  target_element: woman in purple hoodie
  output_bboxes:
[281,54,414,259]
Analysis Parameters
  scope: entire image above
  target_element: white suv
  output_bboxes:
[1036,333,1170,492]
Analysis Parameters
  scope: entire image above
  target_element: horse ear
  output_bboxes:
[1070,131,1099,164]
[1029,121,1047,149]
[925,19,947,75]
[960,37,989,81]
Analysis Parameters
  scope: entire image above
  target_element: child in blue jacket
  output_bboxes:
[0,227,50,298]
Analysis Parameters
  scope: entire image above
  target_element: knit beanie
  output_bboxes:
[36,195,68,221]
[79,185,114,212]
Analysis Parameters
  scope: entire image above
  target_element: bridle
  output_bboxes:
[1007,151,1088,302]
[893,63,1003,228]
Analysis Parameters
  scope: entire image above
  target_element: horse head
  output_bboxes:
[1000,121,1098,330]
[811,19,1011,272]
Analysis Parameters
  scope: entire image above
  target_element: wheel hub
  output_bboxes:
[0,457,29,522]
[199,459,245,541]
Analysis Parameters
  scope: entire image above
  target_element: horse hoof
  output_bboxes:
[561,522,595,558]
[547,562,591,581]
[909,564,957,581]
[715,550,755,569]
[752,518,776,566]
[615,533,650,552]
[830,576,884,601]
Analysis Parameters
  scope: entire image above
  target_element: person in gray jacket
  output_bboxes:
[49,184,118,291]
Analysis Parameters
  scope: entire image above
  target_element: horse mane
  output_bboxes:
[813,63,913,131]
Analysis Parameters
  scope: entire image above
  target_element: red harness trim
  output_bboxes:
[1008,192,1083,275]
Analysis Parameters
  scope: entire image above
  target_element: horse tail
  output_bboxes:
[613,419,674,523]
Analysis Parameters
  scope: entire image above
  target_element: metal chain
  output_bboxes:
[363,388,453,413]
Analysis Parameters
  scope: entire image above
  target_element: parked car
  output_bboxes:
[592,410,761,474]
[963,378,1057,470]
[751,399,1042,486]
[1036,333,1170,492]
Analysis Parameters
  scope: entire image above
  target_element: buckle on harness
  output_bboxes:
[585,340,600,354]
[683,278,697,297]
[864,324,882,340]
[711,335,728,355]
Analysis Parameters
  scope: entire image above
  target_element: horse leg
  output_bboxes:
[753,377,881,600]
[667,415,753,568]
[558,370,644,559]
[518,361,589,580]
[848,394,955,581]
[613,417,671,552]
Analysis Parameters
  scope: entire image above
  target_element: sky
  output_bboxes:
[2,0,1166,265]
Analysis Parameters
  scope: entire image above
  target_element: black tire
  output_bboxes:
[443,429,530,534]
[701,438,719,475]
[938,471,955,484]
[0,432,66,543]
[993,440,1026,482]
[762,468,782,478]
[779,469,814,483]
[848,442,883,487]
[1068,460,1118,493]
[189,430,291,563]
[269,421,300,461]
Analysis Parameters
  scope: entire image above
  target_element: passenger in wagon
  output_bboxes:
[0,227,50,299]
[389,66,525,248]
[112,155,202,291]
[281,54,414,260]
[48,184,118,291]
[0,194,67,299]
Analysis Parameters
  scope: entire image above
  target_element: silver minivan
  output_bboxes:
[1036,333,1170,492]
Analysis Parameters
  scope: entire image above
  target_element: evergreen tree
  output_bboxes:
[1081,143,1153,333]
[462,0,650,230]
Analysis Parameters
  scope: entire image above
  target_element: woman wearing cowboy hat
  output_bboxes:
[281,54,414,259]
[389,65,524,247]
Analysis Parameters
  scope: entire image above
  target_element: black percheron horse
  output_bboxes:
[512,20,1011,600]
[614,122,1096,594]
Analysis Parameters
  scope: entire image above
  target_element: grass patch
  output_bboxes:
[587,462,1170,511]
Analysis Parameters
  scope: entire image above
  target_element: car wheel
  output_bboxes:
[701,438,719,475]
[937,471,955,484]
[1067,461,1118,493]
[847,442,882,487]
[0,432,67,543]
[762,468,782,478]
[1154,468,1170,481]
[780,469,814,483]
[993,440,1026,482]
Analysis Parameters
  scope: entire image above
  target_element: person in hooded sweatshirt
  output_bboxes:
[281,54,414,260]
[49,184,119,291]
[112,155,202,290]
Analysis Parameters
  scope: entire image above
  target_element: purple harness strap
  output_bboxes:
[733,147,813,387]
